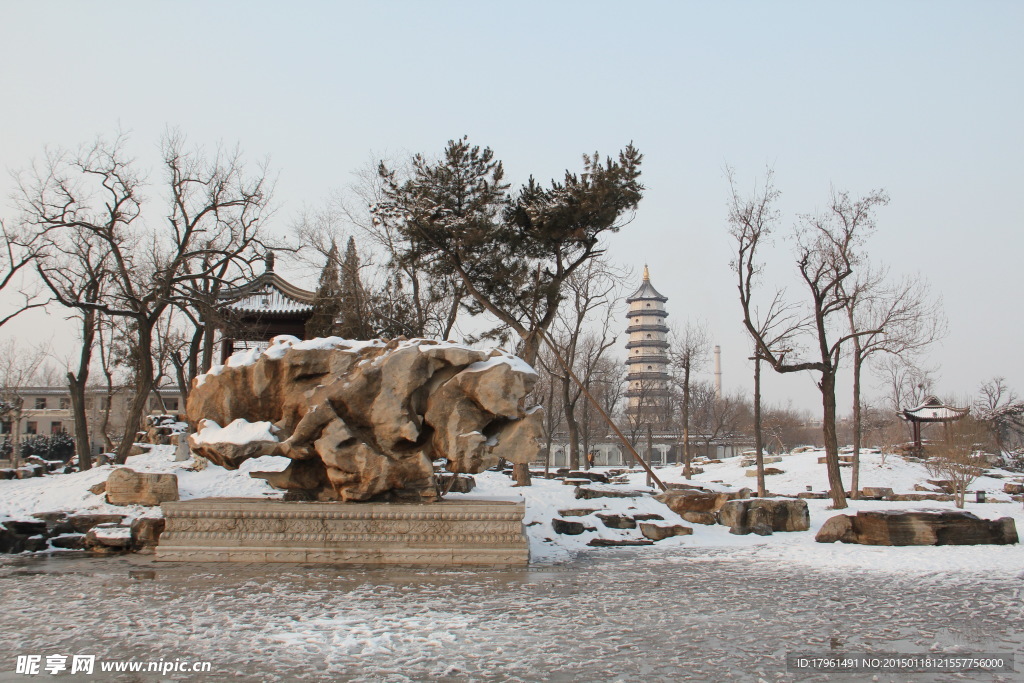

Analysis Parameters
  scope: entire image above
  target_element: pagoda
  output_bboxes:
[625,265,671,420]
[216,253,316,362]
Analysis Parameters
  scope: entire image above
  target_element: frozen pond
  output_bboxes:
[0,547,1021,682]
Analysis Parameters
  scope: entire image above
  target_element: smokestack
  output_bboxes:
[714,345,722,399]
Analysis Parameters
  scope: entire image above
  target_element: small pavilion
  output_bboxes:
[898,395,970,454]
[216,253,316,362]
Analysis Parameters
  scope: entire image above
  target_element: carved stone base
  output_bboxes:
[156,498,529,566]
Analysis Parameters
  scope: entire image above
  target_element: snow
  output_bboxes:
[463,351,538,377]
[191,418,279,446]
[92,525,131,540]
[4,444,1024,576]
[0,446,282,526]
[195,336,538,388]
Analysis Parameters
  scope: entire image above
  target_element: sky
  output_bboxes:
[1,1,1021,413]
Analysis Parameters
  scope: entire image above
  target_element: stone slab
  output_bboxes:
[156,498,529,566]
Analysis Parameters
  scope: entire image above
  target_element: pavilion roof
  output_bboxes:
[899,395,969,423]
[217,271,315,315]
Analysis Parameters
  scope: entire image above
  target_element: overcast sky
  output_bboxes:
[1,2,1021,413]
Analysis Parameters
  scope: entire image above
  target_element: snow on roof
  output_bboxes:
[900,396,969,422]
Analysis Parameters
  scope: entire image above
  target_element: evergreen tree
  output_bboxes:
[305,242,343,338]
[337,237,373,339]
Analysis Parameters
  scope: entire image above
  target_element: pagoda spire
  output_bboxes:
[643,263,650,281]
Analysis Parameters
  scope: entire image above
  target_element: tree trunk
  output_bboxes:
[562,376,580,471]
[114,324,156,465]
[820,371,848,509]
[10,406,23,468]
[682,366,692,479]
[67,373,92,470]
[753,355,766,497]
[850,350,863,500]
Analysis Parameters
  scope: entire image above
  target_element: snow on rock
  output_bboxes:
[191,418,279,446]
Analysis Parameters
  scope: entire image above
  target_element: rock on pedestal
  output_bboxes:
[156,498,529,566]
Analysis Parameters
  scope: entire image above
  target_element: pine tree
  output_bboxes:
[305,242,343,339]
[337,237,373,339]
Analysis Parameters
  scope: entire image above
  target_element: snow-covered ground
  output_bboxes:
[3,445,1024,576]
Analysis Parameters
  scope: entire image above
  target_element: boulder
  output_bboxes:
[680,511,717,525]
[436,473,476,494]
[587,538,655,547]
[888,492,954,502]
[552,518,587,535]
[860,487,895,500]
[718,499,810,533]
[67,514,126,533]
[655,488,748,514]
[1003,482,1024,495]
[567,470,609,483]
[130,517,166,549]
[558,508,598,517]
[654,489,720,513]
[563,478,594,486]
[50,533,86,550]
[797,492,829,499]
[30,511,67,524]
[88,482,107,495]
[815,510,1018,545]
[187,337,543,502]
[24,535,49,552]
[85,524,133,550]
[575,486,648,500]
[3,520,47,536]
[633,513,665,521]
[639,523,693,541]
[105,468,179,507]
[814,514,856,543]
[927,479,956,494]
[596,513,636,529]
[0,527,26,553]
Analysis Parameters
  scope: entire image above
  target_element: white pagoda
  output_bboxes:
[625,265,671,419]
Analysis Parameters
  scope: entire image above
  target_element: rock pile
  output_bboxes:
[187,336,543,502]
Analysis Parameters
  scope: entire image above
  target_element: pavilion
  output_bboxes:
[215,253,316,362]
[898,395,970,455]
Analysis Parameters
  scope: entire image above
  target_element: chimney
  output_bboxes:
[714,345,722,399]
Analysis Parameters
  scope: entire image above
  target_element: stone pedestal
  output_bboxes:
[156,498,529,566]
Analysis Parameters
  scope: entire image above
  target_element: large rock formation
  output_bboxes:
[187,336,544,502]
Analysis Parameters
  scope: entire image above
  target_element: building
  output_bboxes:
[216,252,316,362]
[1,386,183,457]
[624,265,671,424]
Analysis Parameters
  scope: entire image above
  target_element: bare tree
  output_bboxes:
[0,340,50,468]
[0,219,46,328]
[548,258,622,470]
[690,382,749,459]
[926,417,988,508]
[729,167,889,508]
[668,321,710,478]
[974,377,1024,460]
[843,267,945,497]
[16,132,274,464]
[876,355,936,416]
